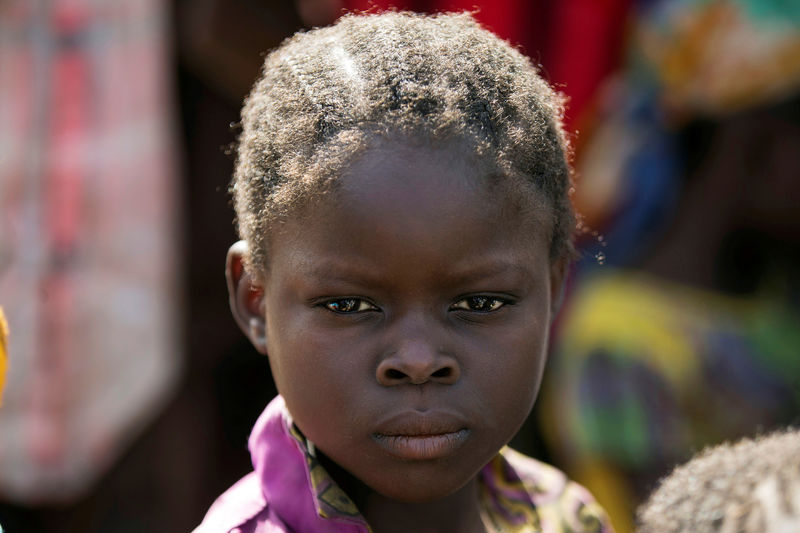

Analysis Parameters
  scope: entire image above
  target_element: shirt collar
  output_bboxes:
[248,396,370,532]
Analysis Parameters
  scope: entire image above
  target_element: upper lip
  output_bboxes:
[372,411,468,437]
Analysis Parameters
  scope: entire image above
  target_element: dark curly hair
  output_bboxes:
[233,11,574,280]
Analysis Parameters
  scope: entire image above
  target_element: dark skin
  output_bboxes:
[227,139,567,533]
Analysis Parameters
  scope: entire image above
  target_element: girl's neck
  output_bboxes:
[318,452,487,533]
[362,477,487,533]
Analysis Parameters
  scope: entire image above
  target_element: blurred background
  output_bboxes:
[0,0,798,531]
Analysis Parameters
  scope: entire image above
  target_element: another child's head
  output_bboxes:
[638,429,800,533]
[226,11,573,509]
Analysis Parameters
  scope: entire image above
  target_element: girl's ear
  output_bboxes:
[549,255,569,319]
[226,240,268,354]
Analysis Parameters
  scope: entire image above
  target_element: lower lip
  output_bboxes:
[372,429,469,460]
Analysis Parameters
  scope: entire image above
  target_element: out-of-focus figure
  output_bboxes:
[0,0,180,504]
[539,1,800,532]
[637,429,800,533]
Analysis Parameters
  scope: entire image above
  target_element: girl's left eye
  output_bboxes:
[323,298,376,314]
[450,296,507,313]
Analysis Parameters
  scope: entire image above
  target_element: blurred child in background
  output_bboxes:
[637,429,800,533]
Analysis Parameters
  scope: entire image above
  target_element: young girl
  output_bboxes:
[194,11,614,533]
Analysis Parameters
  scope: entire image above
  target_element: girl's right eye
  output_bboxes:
[449,295,508,313]
[322,298,377,314]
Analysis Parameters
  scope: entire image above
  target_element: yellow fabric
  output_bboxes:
[0,307,8,406]
[570,459,635,533]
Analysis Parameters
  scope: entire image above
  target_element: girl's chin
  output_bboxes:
[363,471,478,505]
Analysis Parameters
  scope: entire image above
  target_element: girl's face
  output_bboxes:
[229,140,565,503]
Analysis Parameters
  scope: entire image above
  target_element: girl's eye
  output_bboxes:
[450,296,507,313]
[323,298,376,314]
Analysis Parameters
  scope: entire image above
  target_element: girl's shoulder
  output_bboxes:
[191,472,286,533]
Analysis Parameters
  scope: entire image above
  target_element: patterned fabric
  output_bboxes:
[479,448,611,533]
[194,396,614,533]
[539,269,800,531]
[287,425,364,523]
[0,0,179,502]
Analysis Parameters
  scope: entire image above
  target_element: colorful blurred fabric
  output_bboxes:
[541,271,800,531]
[539,1,800,532]
[570,0,800,230]
[633,0,800,117]
[0,0,180,503]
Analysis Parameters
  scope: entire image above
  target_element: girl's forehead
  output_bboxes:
[272,138,554,255]
[340,139,488,193]
[266,144,554,286]
[332,138,552,231]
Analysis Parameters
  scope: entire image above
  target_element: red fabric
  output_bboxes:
[343,0,411,12]
[432,0,544,59]
[341,0,551,69]
[32,25,92,466]
[544,0,631,131]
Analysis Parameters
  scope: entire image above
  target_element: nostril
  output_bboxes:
[432,367,451,378]
[376,357,459,386]
[386,369,406,380]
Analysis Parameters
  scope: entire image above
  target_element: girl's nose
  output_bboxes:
[375,338,460,386]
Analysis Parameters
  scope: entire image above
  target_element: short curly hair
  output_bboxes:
[233,11,574,280]
[637,429,800,533]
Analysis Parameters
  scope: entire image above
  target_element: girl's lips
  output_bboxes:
[372,430,470,460]
[372,411,470,460]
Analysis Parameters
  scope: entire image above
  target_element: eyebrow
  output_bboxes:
[289,258,385,286]
[445,260,533,286]
[294,257,533,287]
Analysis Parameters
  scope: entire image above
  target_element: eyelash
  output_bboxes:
[320,295,510,314]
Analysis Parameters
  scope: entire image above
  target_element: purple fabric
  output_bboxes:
[194,397,368,533]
